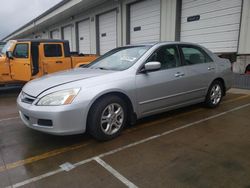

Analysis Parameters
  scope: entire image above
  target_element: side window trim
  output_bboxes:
[176,44,185,66]
[179,44,213,66]
[13,43,29,59]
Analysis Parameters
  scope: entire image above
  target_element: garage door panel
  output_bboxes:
[99,10,117,55]
[181,6,241,24]
[183,0,220,9]
[182,0,241,16]
[130,0,160,44]
[131,16,161,26]
[131,35,160,44]
[209,47,237,53]
[199,41,238,49]
[130,0,159,12]
[181,24,240,37]
[63,26,73,51]
[181,14,241,31]
[130,23,161,33]
[181,0,242,54]
[99,23,116,29]
[182,31,239,43]
[131,6,160,17]
[182,0,241,10]
[132,13,160,23]
[78,19,91,54]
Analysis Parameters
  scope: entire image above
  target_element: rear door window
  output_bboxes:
[44,44,62,57]
[180,46,213,65]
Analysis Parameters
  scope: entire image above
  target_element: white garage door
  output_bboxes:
[98,10,117,55]
[78,19,91,54]
[181,0,242,53]
[130,0,161,44]
[63,26,73,51]
[51,30,60,39]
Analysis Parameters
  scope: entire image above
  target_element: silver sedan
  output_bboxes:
[17,42,232,140]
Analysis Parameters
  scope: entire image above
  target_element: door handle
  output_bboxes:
[175,72,185,77]
[56,61,63,64]
[208,67,215,70]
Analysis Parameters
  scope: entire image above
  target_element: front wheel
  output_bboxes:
[87,95,127,141]
[205,81,223,108]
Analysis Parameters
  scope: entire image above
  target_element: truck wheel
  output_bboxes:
[205,80,223,108]
[87,95,127,141]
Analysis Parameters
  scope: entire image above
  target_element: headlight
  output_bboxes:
[37,88,80,106]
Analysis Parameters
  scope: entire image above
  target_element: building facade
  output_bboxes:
[2,0,250,73]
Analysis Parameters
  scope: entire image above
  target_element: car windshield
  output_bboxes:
[86,46,150,71]
[1,41,15,55]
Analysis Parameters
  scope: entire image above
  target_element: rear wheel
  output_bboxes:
[205,80,223,108]
[87,95,127,141]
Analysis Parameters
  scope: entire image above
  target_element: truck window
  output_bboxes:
[13,43,29,58]
[44,44,62,57]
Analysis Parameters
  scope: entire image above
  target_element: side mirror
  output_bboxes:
[142,61,161,72]
[6,51,14,60]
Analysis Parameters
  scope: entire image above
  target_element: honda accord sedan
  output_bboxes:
[17,42,232,140]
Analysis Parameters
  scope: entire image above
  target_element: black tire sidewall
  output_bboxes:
[205,81,223,108]
[87,95,128,141]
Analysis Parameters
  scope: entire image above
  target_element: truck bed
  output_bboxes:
[71,54,98,67]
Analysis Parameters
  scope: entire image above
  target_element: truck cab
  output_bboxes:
[0,39,97,85]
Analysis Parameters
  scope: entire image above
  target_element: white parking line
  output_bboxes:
[0,116,19,123]
[95,157,138,188]
[6,103,250,188]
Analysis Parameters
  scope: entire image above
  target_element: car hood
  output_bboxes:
[23,68,114,97]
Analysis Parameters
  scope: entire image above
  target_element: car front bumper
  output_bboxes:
[17,96,88,135]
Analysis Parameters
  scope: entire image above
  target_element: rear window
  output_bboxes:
[44,44,62,57]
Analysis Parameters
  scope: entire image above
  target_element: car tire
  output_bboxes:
[87,95,128,141]
[205,80,223,108]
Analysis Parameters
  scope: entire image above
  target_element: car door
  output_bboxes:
[136,45,191,116]
[179,45,216,100]
[41,43,71,74]
[9,42,32,81]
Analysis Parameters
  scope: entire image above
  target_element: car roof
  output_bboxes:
[124,41,202,47]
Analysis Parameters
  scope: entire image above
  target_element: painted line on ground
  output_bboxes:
[0,142,91,173]
[6,102,250,188]
[0,116,19,123]
[0,94,249,173]
[95,157,138,188]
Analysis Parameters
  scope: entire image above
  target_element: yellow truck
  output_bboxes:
[0,39,97,85]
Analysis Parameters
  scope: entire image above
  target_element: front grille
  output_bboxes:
[21,92,36,104]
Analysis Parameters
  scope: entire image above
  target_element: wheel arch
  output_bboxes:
[86,90,137,127]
